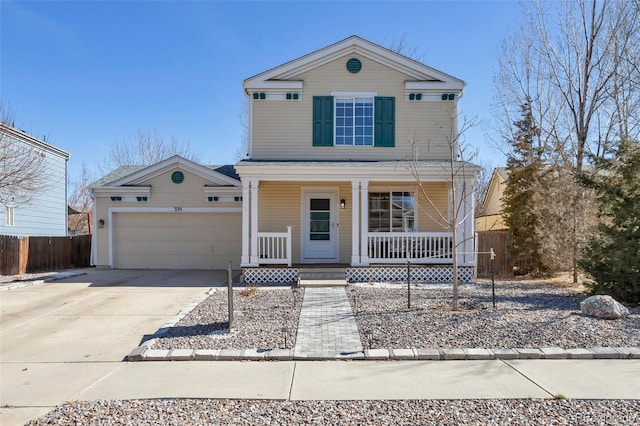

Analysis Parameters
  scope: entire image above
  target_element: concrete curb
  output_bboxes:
[129,345,640,362]
[0,270,88,291]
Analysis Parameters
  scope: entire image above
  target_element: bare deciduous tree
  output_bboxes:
[408,108,479,311]
[99,128,201,173]
[0,119,47,207]
[493,0,640,282]
[68,163,95,234]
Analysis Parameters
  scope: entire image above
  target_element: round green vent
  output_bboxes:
[171,171,184,184]
[346,58,362,73]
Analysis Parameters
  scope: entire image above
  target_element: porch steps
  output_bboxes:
[298,267,347,287]
[299,279,348,288]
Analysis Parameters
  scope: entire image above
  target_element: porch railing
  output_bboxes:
[367,232,453,264]
[256,226,292,267]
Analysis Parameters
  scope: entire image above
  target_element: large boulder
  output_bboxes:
[580,295,629,319]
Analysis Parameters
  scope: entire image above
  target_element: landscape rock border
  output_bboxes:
[126,287,640,362]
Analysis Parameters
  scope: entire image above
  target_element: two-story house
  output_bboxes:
[0,122,70,237]
[90,36,478,283]
[237,36,479,284]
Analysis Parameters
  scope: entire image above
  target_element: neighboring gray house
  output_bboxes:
[0,122,70,237]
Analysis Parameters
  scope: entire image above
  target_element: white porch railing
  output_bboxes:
[256,226,292,267]
[367,232,453,264]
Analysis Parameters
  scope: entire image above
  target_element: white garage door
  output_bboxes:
[113,213,241,270]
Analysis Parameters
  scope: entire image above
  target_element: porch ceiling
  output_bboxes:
[235,160,481,182]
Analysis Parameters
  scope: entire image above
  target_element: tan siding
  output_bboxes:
[251,55,454,161]
[94,169,241,267]
[258,181,353,264]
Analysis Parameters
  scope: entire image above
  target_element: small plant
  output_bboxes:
[240,283,259,297]
[553,394,566,400]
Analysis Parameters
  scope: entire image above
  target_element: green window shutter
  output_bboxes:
[313,96,334,146]
[374,96,395,147]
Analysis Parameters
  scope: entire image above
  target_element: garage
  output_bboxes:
[112,212,241,270]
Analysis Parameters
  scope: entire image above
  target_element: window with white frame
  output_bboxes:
[335,96,374,146]
[368,192,415,232]
[5,206,15,226]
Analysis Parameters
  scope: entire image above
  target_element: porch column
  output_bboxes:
[359,180,369,265]
[241,180,251,266]
[351,180,361,265]
[249,179,260,265]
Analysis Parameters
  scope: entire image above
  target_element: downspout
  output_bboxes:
[89,192,97,266]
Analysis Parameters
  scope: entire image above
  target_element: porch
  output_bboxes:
[235,160,478,283]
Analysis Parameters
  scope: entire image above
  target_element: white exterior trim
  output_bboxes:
[109,155,240,187]
[235,161,481,182]
[300,187,339,263]
[107,206,242,269]
[243,36,465,90]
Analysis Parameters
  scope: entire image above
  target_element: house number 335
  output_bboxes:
[174,207,183,212]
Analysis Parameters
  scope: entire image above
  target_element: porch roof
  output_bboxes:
[234,160,481,182]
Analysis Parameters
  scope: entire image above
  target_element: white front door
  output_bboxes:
[302,191,338,262]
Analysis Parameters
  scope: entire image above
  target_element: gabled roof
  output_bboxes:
[90,156,240,188]
[243,35,465,92]
[482,167,509,211]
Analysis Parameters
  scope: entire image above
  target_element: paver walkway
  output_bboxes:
[294,287,363,359]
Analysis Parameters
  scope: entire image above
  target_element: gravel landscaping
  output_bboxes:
[153,286,304,350]
[26,399,640,425]
[150,279,638,352]
[351,280,640,350]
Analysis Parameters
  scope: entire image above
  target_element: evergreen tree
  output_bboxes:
[502,99,548,275]
[579,139,640,303]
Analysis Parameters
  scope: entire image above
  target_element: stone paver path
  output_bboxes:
[294,287,363,359]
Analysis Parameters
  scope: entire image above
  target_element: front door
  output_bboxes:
[302,191,338,262]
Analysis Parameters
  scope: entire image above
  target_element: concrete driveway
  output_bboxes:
[0,269,227,424]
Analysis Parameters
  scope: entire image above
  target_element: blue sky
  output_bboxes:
[1,0,522,181]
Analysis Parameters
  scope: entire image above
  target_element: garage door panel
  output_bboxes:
[146,241,180,255]
[113,212,241,270]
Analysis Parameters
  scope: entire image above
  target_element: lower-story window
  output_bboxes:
[368,192,414,232]
[5,206,15,226]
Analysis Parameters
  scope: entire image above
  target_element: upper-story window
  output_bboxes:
[313,95,395,148]
[335,96,373,146]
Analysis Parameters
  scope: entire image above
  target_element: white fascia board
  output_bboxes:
[110,156,240,187]
[243,36,465,89]
[108,206,242,214]
[405,81,465,92]
[203,186,242,196]
[243,80,303,92]
[0,123,71,159]
[92,186,151,197]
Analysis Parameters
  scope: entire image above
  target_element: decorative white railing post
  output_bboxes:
[256,226,292,267]
[366,232,453,264]
[286,226,292,267]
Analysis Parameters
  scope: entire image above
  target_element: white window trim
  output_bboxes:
[368,190,417,233]
[332,92,377,148]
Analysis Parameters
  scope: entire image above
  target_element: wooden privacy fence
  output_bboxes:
[476,230,513,278]
[0,235,91,276]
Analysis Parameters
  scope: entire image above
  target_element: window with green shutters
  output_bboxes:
[312,95,395,147]
[313,96,334,146]
[374,97,395,147]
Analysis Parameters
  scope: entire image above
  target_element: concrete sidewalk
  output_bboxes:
[2,270,639,426]
[3,359,639,425]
